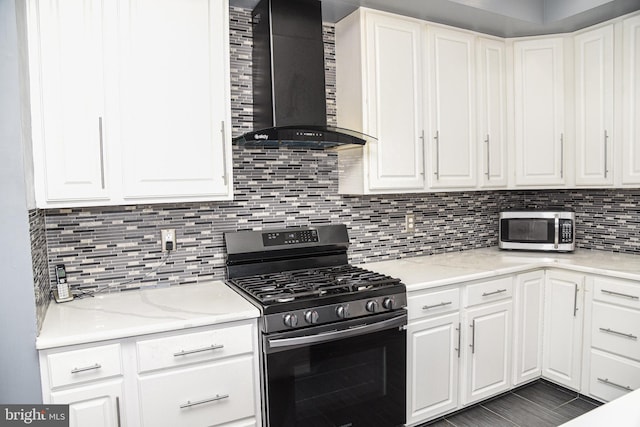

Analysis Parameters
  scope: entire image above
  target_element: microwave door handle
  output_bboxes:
[554,215,559,249]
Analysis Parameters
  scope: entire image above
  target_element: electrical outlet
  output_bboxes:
[161,229,176,252]
[405,214,415,233]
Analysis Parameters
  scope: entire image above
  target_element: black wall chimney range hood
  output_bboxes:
[232,0,373,149]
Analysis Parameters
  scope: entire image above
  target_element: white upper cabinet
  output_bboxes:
[476,37,508,188]
[25,0,232,207]
[426,26,477,188]
[118,0,231,200]
[512,38,566,187]
[26,0,112,204]
[574,25,614,186]
[622,14,640,185]
[336,9,425,194]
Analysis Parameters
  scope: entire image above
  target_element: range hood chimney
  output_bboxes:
[232,0,372,148]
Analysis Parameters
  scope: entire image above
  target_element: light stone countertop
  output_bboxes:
[559,387,640,426]
[360,247,640,292]
[36,280,260,350]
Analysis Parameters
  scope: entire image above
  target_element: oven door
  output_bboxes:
[262,310,406,427]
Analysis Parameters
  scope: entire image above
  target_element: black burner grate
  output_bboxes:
[228,265,401,304]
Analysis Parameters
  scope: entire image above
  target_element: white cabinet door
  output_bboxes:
[512,270,545,385]
[364,11,425,191]
[462,300,512,405]
[477,37,508,188]
[118,0,231,200]
[574,25,614,186]
[513,38,566,186]
[622,15,640,185]
[407,312,460,425]
[26,0,111,205]
[138,356,256,427]
[543,270,584,390]
[427,26,477,188]
[50,379,125,427]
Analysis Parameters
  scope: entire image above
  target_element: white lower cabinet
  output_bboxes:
[512,270,545,385]
[407,277,514,425]
[138,357,255,427]
[542,270,585,390]
[461,278,513,405]
[406,287,460,425]
[39,319,260,427]
[50,380,125,427]
[582,276,640,402]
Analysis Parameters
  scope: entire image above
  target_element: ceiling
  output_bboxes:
[230,0,640,37]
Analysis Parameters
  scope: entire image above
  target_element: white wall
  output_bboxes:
[0,0,42,403]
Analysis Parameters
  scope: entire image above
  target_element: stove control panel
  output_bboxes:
[263,229,319,246]
[265,292,407,333]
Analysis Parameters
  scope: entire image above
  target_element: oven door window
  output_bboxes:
[265,326,406,427]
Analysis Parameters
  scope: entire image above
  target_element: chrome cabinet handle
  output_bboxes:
[71,363,101,374]
[116,396,122,427]
[455,322,461,359]
[484,134,490,179]
[601,289,639,300]
[573,284,579,317]
[173,344,224,357]
[560,133,564,179]
[422,301,452,310]
[434,130,440,180]
[604,130,609,178]
[420,130,426,177]
[482,289,507,297]
[180,393,229,409]
[221,121,228,186]
[98,117,105,189]
[470,320,476,354]
[597,378,633,392]
[599,327,638,340]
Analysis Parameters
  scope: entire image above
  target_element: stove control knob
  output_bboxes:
[283,313,299,328]
[336,305,348,319]
[365,300,378,313]
[382,297,394,310]
[304,310,319,324]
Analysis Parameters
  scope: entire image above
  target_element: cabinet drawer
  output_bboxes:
[408,288,460,320]
[138,356,256,427]
[593,277,640,310]
[47,344,122,389]
[589,349,640,402]
[466,277,513,307]
[591,302,640,361]
[137,324,253,373]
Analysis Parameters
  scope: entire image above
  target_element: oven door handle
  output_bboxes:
[265,314,406,352]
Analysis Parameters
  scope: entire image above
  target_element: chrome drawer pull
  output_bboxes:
[71,363,101,374]
[597,378,633,392]
[180,393,229,409]
[601,289,639,300]
[482,289,507,297]
[422,301,452,310]
[599,328,638,340]
[173,344,224,357]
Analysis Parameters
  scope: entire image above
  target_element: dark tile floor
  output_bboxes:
[419,380,602,427]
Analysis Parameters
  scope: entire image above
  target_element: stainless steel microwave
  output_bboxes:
[499,211,575,252]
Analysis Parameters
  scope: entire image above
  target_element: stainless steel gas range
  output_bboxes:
[224,224,407,427]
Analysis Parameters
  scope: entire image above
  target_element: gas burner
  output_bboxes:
[228,264,402,305]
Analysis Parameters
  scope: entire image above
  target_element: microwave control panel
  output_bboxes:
[560,219,573,243]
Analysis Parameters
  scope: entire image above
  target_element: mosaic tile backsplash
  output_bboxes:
[37,7,640,297]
